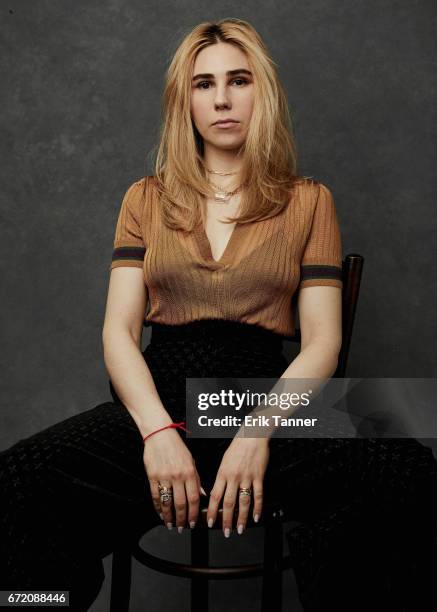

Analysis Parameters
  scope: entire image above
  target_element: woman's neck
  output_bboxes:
[202,147,244,190]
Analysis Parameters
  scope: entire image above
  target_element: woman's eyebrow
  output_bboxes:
[192,68,252,82]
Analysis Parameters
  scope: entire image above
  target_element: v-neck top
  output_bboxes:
[109,175,343,339]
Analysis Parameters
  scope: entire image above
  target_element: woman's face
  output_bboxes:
[190,42,254,152]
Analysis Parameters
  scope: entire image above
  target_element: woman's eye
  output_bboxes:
[196,78,249,89]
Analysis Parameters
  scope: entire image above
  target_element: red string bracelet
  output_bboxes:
[143,421,191,443]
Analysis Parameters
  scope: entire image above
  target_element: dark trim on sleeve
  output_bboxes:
[300,264,342,282]
[112,246,146,262]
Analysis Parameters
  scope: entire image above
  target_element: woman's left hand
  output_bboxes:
[206,437,270,537]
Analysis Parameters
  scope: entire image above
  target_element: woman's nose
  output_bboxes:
[214,86,231,107]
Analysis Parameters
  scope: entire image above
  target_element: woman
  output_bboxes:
[1,18,437,612]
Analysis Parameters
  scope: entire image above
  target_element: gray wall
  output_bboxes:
[1,2,436,609]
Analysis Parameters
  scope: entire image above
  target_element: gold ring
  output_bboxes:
[239,487,252,497]
[158,483,173,504]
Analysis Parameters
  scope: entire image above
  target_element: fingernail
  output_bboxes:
[237,524,244,535]
[166,522,173,530]
[208,517,213,528]
[254,514,259,523]
[224,527,231,538]
[177,526,184,534]
[159,512,164,520]
[190,520,196,529]
[200,486,207,496]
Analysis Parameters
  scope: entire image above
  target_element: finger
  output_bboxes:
[207,472,226,528]
[193,468,206,501]
[149,479,163,520]
[194,469,207,497]
[252,478,264,523]
[221,479,239,537]
[172,478,187,533]
[185,475,200,529]
[236,481,253,535]
[159,480,174,529]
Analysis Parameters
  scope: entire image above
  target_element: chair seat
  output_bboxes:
[130,542,286,579]
[124,499,293,579]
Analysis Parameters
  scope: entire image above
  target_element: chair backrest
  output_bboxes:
[289,253,364,378]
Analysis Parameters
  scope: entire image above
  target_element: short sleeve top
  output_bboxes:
[109,176,343,339]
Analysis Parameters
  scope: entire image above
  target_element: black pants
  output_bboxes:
[1,319,437,611]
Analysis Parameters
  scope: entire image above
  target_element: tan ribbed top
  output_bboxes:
[109,176,343,339]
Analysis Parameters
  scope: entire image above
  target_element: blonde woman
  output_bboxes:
[1,18,437,612]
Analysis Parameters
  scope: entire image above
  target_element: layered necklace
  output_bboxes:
[206,167,245,204]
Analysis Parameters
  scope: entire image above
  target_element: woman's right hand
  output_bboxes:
[143,428,205,531]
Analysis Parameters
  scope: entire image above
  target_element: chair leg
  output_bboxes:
[110,548,132,612]
[261,512,283,611]
[191,527,210,612]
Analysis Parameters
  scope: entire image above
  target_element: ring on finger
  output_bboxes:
[158,482,173,505]
[239,487,252,497]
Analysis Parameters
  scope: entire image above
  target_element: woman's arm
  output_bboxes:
[237,285,342,440]
[102,267,174,438]
[206,285,342,535]
[103,266,206,530]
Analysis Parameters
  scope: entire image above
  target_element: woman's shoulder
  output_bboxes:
[291,176,329,194]
[129,175,155,189]
[284,178,337,227]
[290,177,335,209]
[123,176,158,204]
[119,176,157,219]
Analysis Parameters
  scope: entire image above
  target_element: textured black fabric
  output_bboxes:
[1,319,437,611]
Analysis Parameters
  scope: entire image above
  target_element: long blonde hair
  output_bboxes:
[147,18,309,232]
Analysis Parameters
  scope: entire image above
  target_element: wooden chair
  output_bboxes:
[109,253,365,612]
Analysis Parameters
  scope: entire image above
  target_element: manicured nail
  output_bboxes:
[254,514,259,523]
[200,486,207,496]
[224,528,231,538]
[178,526,184,534]
[190,520,196,529]
[208,517,213,528]
[166,522,173,530]
[237,524,244,535]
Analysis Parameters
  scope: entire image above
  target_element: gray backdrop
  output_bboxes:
[1,2,436,610]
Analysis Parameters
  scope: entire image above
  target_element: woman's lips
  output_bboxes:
[213,121,239,129]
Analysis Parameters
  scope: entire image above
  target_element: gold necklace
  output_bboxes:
[208,180,245,204]
[206,167,239,176]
